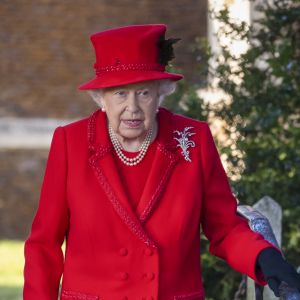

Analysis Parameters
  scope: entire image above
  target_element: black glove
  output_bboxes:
[257,247,300,297]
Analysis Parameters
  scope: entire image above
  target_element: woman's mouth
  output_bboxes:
[122,120,143,128]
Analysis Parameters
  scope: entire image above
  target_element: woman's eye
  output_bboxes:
[114,91,126,97]
[137,89,149,96]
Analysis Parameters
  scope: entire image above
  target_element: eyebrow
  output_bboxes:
[113,86,149,91]
[105,83,155,93]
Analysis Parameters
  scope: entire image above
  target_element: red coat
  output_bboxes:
[23,108,272,300]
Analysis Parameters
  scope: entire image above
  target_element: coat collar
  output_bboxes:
[87,107,178,155]
[87,107,180,248]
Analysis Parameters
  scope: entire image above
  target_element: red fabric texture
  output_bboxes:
[113,141,157,211]
[23,108,275,300]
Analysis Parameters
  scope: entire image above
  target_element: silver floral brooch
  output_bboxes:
[174,127,195,162]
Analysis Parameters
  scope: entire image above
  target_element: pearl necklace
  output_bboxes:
[108,124,153,166]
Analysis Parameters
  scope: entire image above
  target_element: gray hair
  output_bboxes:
[87,79,177,108]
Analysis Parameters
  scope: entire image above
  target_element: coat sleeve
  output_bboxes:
[23,126,70,300]
[199,123,274,285]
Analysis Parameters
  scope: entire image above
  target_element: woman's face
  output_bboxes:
[101,80,160,142]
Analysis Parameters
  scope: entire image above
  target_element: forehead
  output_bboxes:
[104,80,159,92]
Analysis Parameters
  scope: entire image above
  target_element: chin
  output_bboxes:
[119,128,146,140]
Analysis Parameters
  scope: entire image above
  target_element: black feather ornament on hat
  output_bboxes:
[157,35,181,66]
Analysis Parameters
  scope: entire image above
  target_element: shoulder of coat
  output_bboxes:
[61,114,91,132]
[171,111,209,132]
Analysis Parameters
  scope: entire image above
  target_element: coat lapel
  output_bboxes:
[136,108,180,223]
[87,108,180,247]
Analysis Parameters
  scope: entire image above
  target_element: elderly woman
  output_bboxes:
[23,24,300,300]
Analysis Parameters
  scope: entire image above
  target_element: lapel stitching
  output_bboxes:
[87,110,98,147]
[139,143,179,223]
[89,156,157,249]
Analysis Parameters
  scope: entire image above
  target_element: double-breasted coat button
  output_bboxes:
[144,272,155,280]
[119,247,128,256]
[116,272,129,280]
[142,297,153,300]
[122,297,128,300]
[143,248,153,256]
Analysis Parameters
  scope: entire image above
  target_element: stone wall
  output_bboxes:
[0,149,48,239]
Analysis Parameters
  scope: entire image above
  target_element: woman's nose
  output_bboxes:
[126,92,139,113]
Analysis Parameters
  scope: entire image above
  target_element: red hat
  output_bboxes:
[78,24,183,90]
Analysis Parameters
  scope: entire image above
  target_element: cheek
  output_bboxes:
[143,104,158,126]
[147,100,158,115]
[105,108,122,128]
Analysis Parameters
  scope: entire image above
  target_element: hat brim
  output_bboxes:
[78,70,183,90]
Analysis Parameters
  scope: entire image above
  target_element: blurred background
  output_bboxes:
[0,0,299,299]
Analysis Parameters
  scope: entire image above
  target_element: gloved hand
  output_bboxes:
[257,247,300,297]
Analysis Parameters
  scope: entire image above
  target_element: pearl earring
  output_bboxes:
[101,106,105,112]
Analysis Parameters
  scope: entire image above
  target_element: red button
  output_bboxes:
[119,248,128,256]
[116,272,129,280]
[145,272,155,280]
[122,297,128,300]
[144,248,153,256]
